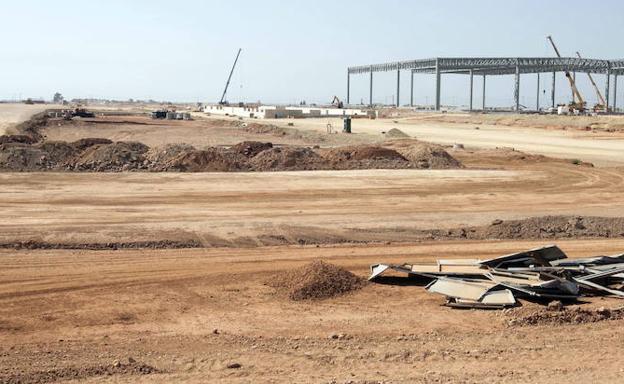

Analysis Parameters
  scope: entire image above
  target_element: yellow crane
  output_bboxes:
[546,36,586,112]
[576,51,607,112]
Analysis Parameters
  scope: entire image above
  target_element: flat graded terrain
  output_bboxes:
[3,110,624,383]
[3,240,624,383]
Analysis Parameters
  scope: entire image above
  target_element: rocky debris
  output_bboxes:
[70,141,149,171]
[0,134,37,145]
[11,112,48,141]
[156,147,250,172]
[0,239,203,250]
[230,141,273,157]
[37,141,77,167]
[1,360,160,384]
[267,261,367,301]
[71,137,113,151]
[0,143,46,171]
[508,306,624,326]
[144,143,197,165]
[250,147,328,171]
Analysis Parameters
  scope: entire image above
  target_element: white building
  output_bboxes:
[204,104,370,119]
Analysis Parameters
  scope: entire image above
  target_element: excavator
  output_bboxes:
[576,51,608,112]
[331,96,344,109]
[546,36,586,114]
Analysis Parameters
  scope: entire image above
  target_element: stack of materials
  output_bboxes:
[369,245,624,309]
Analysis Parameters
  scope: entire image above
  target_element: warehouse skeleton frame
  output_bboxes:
[347,57,624,111]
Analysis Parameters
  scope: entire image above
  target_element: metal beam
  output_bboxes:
[551,72,556,108]
[369,66,373,107]
[396,68,401,107]
[410,71,415,107]
[536,73,540,111]
[482,74,486,111]
[514,64,520,111]
[469,69,474,111]
[615,74,618,112]
[435,59,441,111]
[347,72,351,105]
[606,69,611,112]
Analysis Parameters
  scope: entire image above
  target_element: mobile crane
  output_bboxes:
[546,36,586,114]
[576,51,608,112]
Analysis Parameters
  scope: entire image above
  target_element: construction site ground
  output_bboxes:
[3,105,624,383]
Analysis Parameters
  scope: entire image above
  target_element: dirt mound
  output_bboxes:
[0,143,47,171]
[0,134,37,145]
[71,141,149,171]
[37,141,77,167]
[384,128,410,138]
[323,145,407,162]
[250,146,328,171]
[242,123,288,136]
[157,147,249,172]
[145,143,196,164]
[386,140,463,169]
[508,307,624,326]
[477,216,624,240]
[2,360,159,384]
[268,261,366,300]
[71,137,113,151]
[230,141,273,157]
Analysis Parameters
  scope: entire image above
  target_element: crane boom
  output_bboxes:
[546,36,585,106]
[576,51,607,106]
[219,48,242,105]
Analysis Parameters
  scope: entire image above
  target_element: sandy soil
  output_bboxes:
[263,114,624,166]
[0,103,51,135]
[4,110,624,383]
[2,240,624,383]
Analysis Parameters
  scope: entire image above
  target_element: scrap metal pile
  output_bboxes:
[369,245,624,309]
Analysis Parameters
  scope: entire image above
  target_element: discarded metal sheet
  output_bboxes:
[553,254,624,267]
[573,277,624,297]
[479,245,567,269]
[426,278,497,301]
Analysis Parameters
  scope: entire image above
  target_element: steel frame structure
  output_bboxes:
[347,57,624,111]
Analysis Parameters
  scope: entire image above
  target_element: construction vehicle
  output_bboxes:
[63,107,95,120]
[546,36,586,114]
[331,96,344,109]
[576,51,608,112]
[219,48,242,105]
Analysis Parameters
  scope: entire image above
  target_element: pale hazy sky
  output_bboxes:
[2,0,623,107]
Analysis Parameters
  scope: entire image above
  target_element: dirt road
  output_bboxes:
[2,239,624,383]
[265,114,624,166]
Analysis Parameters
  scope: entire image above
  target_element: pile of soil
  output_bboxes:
[318,145,415,170]
[386,140,463,169]
[70,141,149,171]
[242,123,288,136]
[156,147,249,172]
[384,128,410,138]
[0,143,46,171]
[144,143,197,164]
[0,135,37,145]
[71,138,113,151]
[230,141,273,157]
[267,261,366,300]
[250,147,328,171]
[38,141,77,167]
[508,307,624,326]
[475,216,624,240]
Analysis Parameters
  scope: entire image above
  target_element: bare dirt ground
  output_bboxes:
[263,113,624,166]
[3,109,624,383]
[3,240,624,383]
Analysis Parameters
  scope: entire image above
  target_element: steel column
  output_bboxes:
[369,66,373,107]
[514,65,520,111]
[469,69,474,111]
[551,72,556,108]
[347,72,351,105]
[435,59,441,111]
[614,75,618,112]
[606,69,611,112]
[482,75,486,111]
[410,71,414,107]
[396,68,400,107]
[536,73,540,111]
